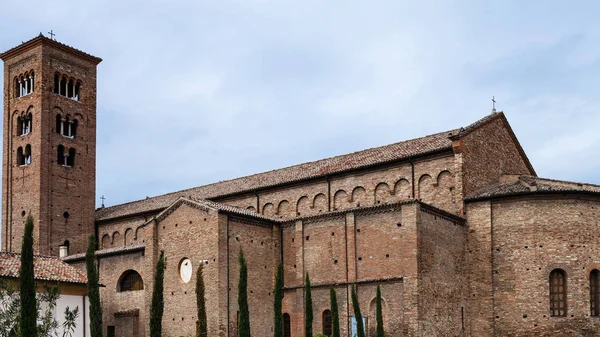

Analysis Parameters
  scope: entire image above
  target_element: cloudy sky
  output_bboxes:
[1,1,599,208]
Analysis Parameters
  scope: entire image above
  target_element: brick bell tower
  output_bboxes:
[1,34,101,256]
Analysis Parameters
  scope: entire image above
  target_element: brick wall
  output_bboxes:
[417,209,467,336]
[458,115,533,197]
[489,196,600,336]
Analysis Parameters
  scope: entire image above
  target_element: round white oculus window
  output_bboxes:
[179,258,192,283]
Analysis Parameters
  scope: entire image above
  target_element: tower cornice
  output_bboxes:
[0,34,102,65]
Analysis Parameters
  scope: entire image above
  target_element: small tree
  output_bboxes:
[150,251,165,337]
[196,263,207,337]
[376,286,384,337]
[273,263,283,337]
[238,250,251,337]
[304,273,313,337]
[351,284,365,337]
[329,287,340,337]
[86,234,103,337]
[20,214,37,337]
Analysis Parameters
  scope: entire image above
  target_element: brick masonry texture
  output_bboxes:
[4,36,600,337]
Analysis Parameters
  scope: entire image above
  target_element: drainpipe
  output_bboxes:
[410,157,416,198]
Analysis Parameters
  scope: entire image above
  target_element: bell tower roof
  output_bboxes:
[0,34,102,64]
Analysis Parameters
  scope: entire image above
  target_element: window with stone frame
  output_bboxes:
[14,71,34,98]
[17,145,32,166]
[55,114,77,138]
[17,112,32,136]
[54,72,81,101]
[549,269,567,317]
[591,269,599,317]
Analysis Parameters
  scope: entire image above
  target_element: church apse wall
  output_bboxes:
[486,196,600,336]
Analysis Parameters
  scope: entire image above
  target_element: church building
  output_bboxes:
[2,35,600,337]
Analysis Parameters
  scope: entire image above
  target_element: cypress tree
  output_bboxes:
[19,215,36,337]
[329,287,340,337]
[304,273,313,337]
[196,262,207,337]
[273,263,283,337]
[351,284,365,337]
[376,286,384,337]
[150,250,165,337]
[86,234,103,337]
[238,250,251,337]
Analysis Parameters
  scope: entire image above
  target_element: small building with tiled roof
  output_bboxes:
[0,252,90,336]
[2,35,600,336]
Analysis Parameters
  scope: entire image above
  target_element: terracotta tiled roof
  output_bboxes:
[96,113,511,222]
[62,244,145,262]
[96,129,459,221]
[0,252,87,284]
[465,175,600,201]
[0,34,102,64]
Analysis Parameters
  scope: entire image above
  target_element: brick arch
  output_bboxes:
[262,203,275,217]
[333,190,348,210]
[296,196,310,216]
[418,174,434,204]
[368,295,388,335]
[277,200,293,218]
[313,193,327,213]
[112,231,122,247]
[124,228,134,246]
[135,226,144,241]
[351,186,368,207]
[394,178,411,200]
[374,182,392,204]
[101,234,110,249]
[434,170,455,212]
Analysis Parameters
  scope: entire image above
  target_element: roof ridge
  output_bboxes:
[97,128,459,214]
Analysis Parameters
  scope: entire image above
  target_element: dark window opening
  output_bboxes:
[118,270,144,292]
[18,145,32,166]
[322,310,332,336]
[550,269,567,317]
[57,145,65,166]
[591,269,599,316]
[67,79,74,98]
[67,148,75,167]
[17,147,24,166]
[17,113,32,136]
[107,326,115,337]
[283,313,291,337]
[60,76,67,96]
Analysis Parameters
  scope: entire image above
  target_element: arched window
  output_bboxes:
[66,148,76,167]
[18,113,32,136]
[17,147,24,166]
[74,81,81,101]
[118,270,144,292]
[283,313,291,337]
[591,270,599,316]
[67,79,74,98]
[23,145,31,165]
[60,76,67,96]
[57,145,65,166]
[550,269,567,317]
[322,310,332,336]
[29,72,34,94]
